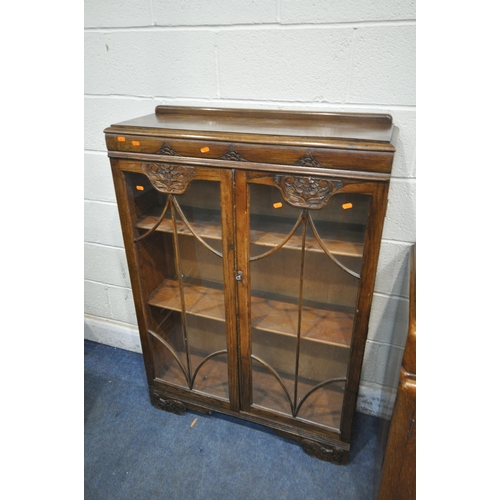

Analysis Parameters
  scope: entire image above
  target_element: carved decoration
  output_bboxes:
[294,150,325,169]
[156,142,179,156]
[141,163,196,194]
[150,392,186,415]
[274,175,343,210]
[301,439,346,464]
[219,145,247,162]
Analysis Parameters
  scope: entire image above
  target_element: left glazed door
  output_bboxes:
[113,161,239,411]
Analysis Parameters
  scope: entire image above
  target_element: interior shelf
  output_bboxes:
[250,214,364,258]
[148,279,353,348]
[136,208,364,258]
[251,290,353,347]
[149,279,226,321]
[136,208,222,241]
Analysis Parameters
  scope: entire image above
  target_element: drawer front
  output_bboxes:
[105,134,393,173]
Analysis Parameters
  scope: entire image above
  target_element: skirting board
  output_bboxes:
[356,382,397,420]
[84,315,142,354]
[84,314,396,420]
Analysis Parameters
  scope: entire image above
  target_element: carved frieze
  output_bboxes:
[294,150,324,169]
[141,163,196,194]
[156,142,179,156]
[219,145,247,162]
[273,174,343,210]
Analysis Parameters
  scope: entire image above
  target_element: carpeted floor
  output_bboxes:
[84,339,387,500]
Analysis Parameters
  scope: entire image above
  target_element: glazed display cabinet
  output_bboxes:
[104,106,395,464]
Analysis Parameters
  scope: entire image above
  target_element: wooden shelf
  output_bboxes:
[136,208,364,258]
[250,215,364,258]
[136,208,222,241]
[252,291,353,347]
[149,279,226,321]
[148,279,353,348]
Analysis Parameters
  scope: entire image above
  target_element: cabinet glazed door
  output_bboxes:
[117,163,239,411]
[236,170,376,432]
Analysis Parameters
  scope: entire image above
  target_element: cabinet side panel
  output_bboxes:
[378,379,416,499]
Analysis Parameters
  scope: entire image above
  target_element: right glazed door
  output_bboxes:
[236,170,373,433]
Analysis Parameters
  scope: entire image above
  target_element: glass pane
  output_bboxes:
[126,172,229,402]
[249,184,302,260]
[248,180,371,430]
[186,315,229,400]
[309,193,370,276]
[149,309,189,389]
[177,181,223,247]
[250,244,301,416]
[251,328,295,415]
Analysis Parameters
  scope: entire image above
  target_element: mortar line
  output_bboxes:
[84,241,127,251]
[373,290,411,301]
[84,280,132,291]
[365,339,405,350]
[214,33,221,98]
[84,20,416,34]
[84,198,117,206]
[84,93,416,111]
[345,28,358,103]
[148,0,154,26]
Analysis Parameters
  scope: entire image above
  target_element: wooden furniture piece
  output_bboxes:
[104,106,395,465]
[378,244,416,496]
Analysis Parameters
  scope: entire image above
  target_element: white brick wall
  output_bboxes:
[217,28,353,101]
[84,0,416,419]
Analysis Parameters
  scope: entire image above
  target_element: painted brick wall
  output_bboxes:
[84,0,416,418]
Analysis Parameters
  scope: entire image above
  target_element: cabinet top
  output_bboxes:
[105,106,395,152]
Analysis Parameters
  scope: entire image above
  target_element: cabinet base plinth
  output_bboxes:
[301,439,348,465]
[149,386,351,464]
[150,391,186,415]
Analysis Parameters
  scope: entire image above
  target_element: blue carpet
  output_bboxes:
[85,340,385,500]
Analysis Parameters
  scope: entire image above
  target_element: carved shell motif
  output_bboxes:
[141,163,196,194]
[274,175,343,210]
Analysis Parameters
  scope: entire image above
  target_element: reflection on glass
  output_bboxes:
[127,173,229,402]
[249,181,371,430]
[308,193,370,277]
[250,244,301,415]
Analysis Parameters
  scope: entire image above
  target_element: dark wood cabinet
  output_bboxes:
[378,244,416,496]
[104,106,395,465]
